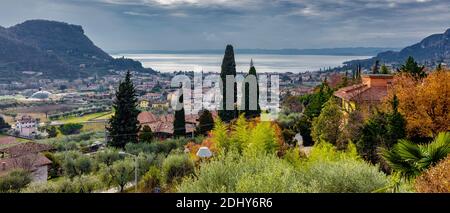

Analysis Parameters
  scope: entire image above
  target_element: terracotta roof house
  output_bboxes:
[0,142,54,182]
[0,153,52,182]
[137,111,217,139]
[334,74,393,113]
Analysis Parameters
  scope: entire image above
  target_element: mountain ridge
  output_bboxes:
[0,19,154,80]
[343,28,450,69]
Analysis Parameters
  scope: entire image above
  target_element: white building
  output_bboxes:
[15,115,38,137]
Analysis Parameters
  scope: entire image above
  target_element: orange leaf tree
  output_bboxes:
[387,70,450,140]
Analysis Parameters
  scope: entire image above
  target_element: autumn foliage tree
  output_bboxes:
[387,69,449,141]
[414,155,450,193]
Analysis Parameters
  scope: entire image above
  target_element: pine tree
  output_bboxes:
[107,71,141,148]
[242,59,261,118]
[219,45,238,122]
[173,94,186,137]
[195,109,214,135]
[399,56,426,80]
[380,64,390,74]
[139,125,153,143]
[357,95,406,164]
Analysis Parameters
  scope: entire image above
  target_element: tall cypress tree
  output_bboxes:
[0,116,10,133]
[242,59,261,118]
[219,45,238,122]
[107,71,140,148]
[173,94,186,137]
[372,60,380,74]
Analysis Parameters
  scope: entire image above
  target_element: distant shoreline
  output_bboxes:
[111,53,371,73]
[108,47,398,57]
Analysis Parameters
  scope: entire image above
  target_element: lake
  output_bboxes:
[112,53,371,73]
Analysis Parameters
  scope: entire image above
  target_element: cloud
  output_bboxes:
[0,0,449,50]
[123,11,158,17]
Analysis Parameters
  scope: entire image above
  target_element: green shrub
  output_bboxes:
[139,166,162,192]
[162,154,194,184]
[95,148,121,166]
[178,144,389,193]
[56,151,94,178]
[177,152,242,193]
[99,159,134,192]
[136,153,156,176]
[24,175,102,193]
[0,169,32,193]
[58,123,84,135]
[299,159,389,192]
[43,152,62,178]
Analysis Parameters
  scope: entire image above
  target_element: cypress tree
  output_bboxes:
[195,109,214,135]
[380,64,390,74]
[0,116,10,132]
[107,71,140,148]
[173,94,186,137]
[219,45,238,122]
[372,60,380,74]
[242,59,261,118]
[386,94,406,147]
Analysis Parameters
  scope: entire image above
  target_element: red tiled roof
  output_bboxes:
[334,84,369,101]
[0,142,54,158]
[0,136,18,146]
[0,154,52,177]
[0,153,52,176]
[138,111,159,124]
[138,111,219,135]
[17,115,37,123]
[334,83,389,102]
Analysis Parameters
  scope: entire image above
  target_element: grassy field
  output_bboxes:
[82,122,107,132]
[55,111,112,124]
[92,111,114,120]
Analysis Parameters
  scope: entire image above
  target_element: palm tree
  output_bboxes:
[381,132,450,179]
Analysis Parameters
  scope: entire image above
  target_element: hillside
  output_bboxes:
[344,28,450,69]
[0,20,154,80]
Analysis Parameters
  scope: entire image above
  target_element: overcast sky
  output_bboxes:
[0,0,449,51]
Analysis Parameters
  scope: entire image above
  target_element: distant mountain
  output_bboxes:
[0,20,154,80]
[110,47,398,56]
[344,28,450,69]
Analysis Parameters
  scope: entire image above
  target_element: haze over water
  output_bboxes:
[112,53,371,73]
